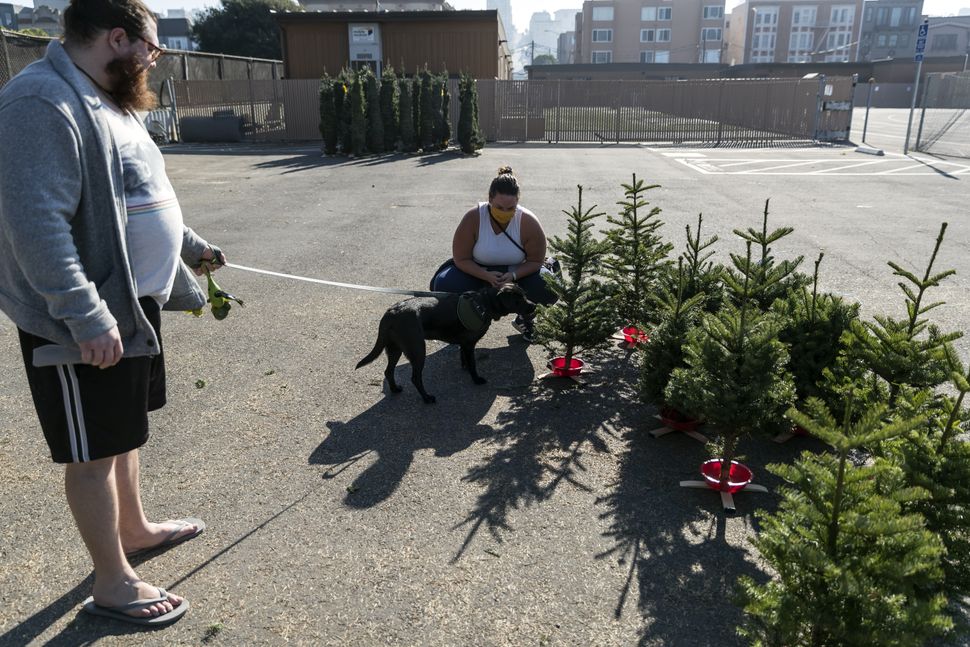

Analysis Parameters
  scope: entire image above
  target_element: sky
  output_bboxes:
[99,0,970,31]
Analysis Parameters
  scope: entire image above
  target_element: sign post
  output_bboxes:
[904,19,929,155]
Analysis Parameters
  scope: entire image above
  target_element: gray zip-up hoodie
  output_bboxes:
[0,40,208,357]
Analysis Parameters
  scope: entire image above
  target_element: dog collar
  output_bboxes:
[457,294,489,334]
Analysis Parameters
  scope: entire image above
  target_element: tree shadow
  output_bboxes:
[452,351,642,561]
[309,339,535,508]
[600,406,822,646]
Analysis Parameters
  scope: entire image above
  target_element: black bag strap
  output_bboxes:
[488,208,527,257]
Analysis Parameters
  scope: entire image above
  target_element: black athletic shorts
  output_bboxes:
[17,297,166,464]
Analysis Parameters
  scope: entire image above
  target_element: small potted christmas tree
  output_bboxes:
[379,64,399,152]
[534,185,615,383]
[771,253,859,441]
[736,397,951,646]
[602,173,673,349]
[640,214,719,441]
[666,241,796,511]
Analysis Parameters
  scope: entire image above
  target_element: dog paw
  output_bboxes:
[422,394,437,404]
[472,376,487,385]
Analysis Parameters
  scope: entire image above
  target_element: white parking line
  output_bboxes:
[876,163,928,175]
[812,159,893,173]
[740,160,821,173]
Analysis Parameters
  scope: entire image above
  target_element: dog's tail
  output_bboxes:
[355,329,386,370]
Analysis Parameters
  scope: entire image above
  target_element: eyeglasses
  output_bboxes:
[130,35,165,61]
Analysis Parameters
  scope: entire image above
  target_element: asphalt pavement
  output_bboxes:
[1,111,968,645]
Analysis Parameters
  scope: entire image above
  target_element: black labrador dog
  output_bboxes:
[356,284,536,403]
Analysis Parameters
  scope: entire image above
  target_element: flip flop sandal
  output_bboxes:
[124,517,206,559]
[82,587,189,626]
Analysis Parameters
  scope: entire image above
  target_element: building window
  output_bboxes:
[703,5,723,20]
[592,29,613,42]
[657,6,671,20]
[931,34,958,51]
[830,6,854,26]
[789,31,813,51]
[864,6,872,22]
[877,34,887,47]
[655,50,669,62]
[701,27,721,41]
[656,28,671,42]
[792,6,816,26]
[592,6,613,21]
[900,33,910,46]
[591,50,613,63]
[889,6,903,27]
[640,50,655,62]
[889,33,898,46]
[703,49,720,62]
[641,6,656,21]
[754,8,778,26]
[640,29,655,42]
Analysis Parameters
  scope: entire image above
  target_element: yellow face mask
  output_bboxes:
[489,205,516,225]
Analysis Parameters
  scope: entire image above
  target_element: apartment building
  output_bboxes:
[575,0,727,64]
[858,0,924,61]
[725,0,864,64]
[925,15,970,57]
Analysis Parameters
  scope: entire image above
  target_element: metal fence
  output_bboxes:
[0,29,49,87]
[476,77,853,145]
[914,71,970,159]
[171,76,855,146]
[0,29,282,92]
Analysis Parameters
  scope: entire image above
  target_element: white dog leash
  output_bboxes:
[225,262,453,298]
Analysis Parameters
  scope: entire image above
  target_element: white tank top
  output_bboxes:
[472,202,527,266]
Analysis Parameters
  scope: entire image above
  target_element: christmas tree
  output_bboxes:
[335,68,352,154]
[364,68,383,154]
[640,214,718,409]
[737,397,951,646]
[730,198,806,312]
[602,174,673,334]
[380,64,399,152]
[349,71,367,156]
[457,72,484,154]
[665,242,796,486]
[398,73,416,152]
[772,253,859,404]
[318,73,338,155]
[533,185,615,374]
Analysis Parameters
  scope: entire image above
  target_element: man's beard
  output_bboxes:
[105,55,157,112]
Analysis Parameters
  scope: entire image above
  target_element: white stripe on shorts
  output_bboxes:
[66,365,90,462]
[56,365,90,463]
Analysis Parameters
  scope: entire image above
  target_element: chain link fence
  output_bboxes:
[914,71,970,159]
[0,28,282,93]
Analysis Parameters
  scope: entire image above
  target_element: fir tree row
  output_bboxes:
[318,67,484,157]
[536,180,967,645]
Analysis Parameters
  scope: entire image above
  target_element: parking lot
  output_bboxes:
[1,110,968,646]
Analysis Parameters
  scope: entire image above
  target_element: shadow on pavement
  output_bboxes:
[451,350,639,561]
[309,340,535,508]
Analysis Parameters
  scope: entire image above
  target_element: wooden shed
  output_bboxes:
[275,10,513,80]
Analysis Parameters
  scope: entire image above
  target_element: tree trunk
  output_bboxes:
[719,432,739,489]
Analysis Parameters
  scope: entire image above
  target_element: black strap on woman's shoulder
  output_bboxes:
[489,211,527,256]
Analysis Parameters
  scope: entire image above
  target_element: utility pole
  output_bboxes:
[531,40,535,66]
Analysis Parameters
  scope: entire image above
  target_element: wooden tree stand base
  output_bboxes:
[610,332,638,350]
[537,371,584,385]
[648,413,708,443]
[679,481,770,513]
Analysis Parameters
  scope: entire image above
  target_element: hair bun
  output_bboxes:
[497,165,514,176]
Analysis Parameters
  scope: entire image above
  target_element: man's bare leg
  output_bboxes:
[65,455,182,618]
[114,449,199,554]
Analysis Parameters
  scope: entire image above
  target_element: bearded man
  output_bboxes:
[0,0,226,626]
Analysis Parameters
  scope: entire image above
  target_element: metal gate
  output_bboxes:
[480,77,854,145]
[914,71,970,159]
